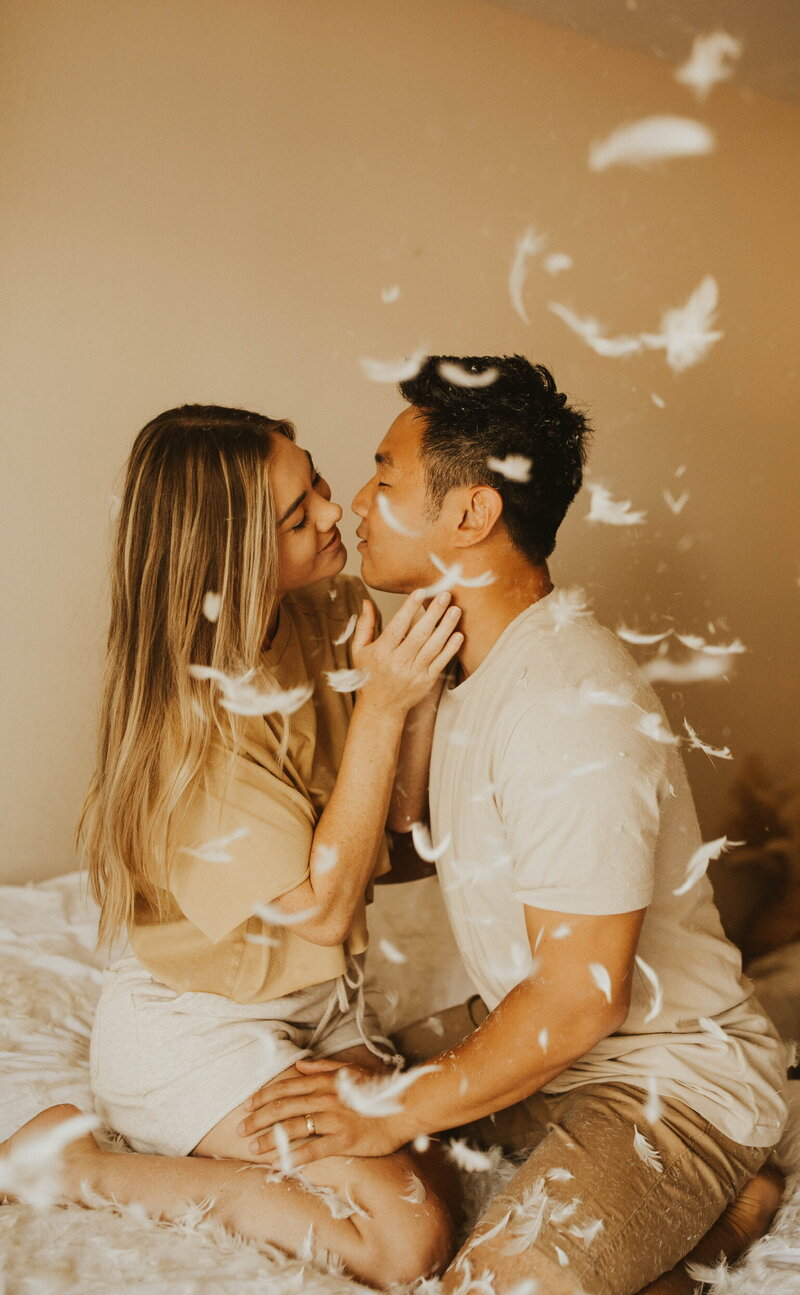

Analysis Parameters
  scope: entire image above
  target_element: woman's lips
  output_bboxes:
[320,528,342,553]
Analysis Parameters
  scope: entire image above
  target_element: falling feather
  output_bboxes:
[244,931,280,946]
[202,591,222,622]
[180,826,249,864]
[0,1113,100,1208]
[509,227,547,324]
[312,843,340,874]
[651,393,666,408]
[698,1015,730,1046]
[438,360,500,388]
[617,626,673,646]
[379,938,407,964]
[326,668,370,693]
[501,1179,552,1253]
[633,1125,664,1173]
[544,252,572,275]
[569,1219,605,1245]
[376,491,422,536]
[507,1283,541,1295]
[360,350,427,383]
[663,489,690,515]
[554,1246,570,1266]
[332,613,358,646]
[546,1167,574,1183]
[422,1014,445,1036]
[549,302,643,358]
[399,1171,427,1204]
[446,1139,497,1172]
[635,955,664,1024]
[644,1075,662,1125]
[637,712,679,745]
[683,719,732,760]
[701,638,746,656]
[588,115,715,171]
[486,454,532,483]
[585,482,647,526]
[189,665,313,717]
[336,1064,440,1117]
[538,1028,549,1053]
[675,31,742,99]
[381,284,401,304]
[576,680,633,708]
[673,836,733,896]
[411,821,452,862]
[420,553,496,597]
[551,924,572,939]
[589,962,613,1003]
[251,899,321,926]
[413,1135,430,1153]
[642,653,733,685]
[272,1121,293,1175]
[548,587,590,631]
[641,277,723,373]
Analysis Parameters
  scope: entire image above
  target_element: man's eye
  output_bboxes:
[377,482,389,488]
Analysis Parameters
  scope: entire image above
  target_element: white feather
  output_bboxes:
[250,899,321,927]
[381,284,401,304]
[683,719,733,761]
[635,955,664,1025]
[486,454,531,483]
[651,392,666,408]
[332,613,358,646]
[189,665,313,717]
[633,1125,664,1173]
[673,836,732,896]
[642,276,723,373]
[642,653,733,685]
[312,843,339,875]
[399,1171,427,1204]
[636,712,679,745]
[549,302,643,358]
[501,1178,552,1253]
[675,31,742,99]
[698,1015,730,1045]
[420,553,496,597]
[588,116,715,171]
[554,1245,570,1266]
[378,938,407,965]
[538,1028,549,1053]
[335,1064,440,1117]
[663,489,690,515]
[244,931,280,946]
[616,626,673,646]
[376,491,422,536]
[446,1139,497,1172]
[588,962,613,1003]
[509,227,547,324]
[568,1218,605,1244]
[644,1074,662,1125]
[410,821,451,863]
[438,360,499,389]
[546,1167,574,1183]
[325,668,370,693]
[585,482,647,526]
[179,826,249,865]
[0,1113,100,1208]
[202,591,222,623]
[359,349,427,383]
[702,638,746,656]
[544,252,572,275]
[548,586,590,631]
[551,924,572,939]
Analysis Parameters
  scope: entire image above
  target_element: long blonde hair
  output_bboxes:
[79,405,294,947]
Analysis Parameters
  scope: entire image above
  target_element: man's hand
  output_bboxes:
[237,1059,409,1169]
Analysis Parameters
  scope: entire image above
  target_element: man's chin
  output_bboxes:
[358,552,412,596]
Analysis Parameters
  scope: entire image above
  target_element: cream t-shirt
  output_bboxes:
[131,575,389,1004]
[429,591,787,1147]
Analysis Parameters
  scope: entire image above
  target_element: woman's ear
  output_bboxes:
[455,486,503,547]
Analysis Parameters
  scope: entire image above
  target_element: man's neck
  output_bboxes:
[454,562,552,678]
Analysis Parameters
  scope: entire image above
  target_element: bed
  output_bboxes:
[2,872,799,1293]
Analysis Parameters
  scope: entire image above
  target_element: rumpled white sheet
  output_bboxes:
[1,872,799,1293]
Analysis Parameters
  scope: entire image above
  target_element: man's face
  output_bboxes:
[352,405,446,594]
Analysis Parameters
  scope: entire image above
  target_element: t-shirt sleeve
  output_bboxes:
[168,750,315,944]
[497,694,667,915]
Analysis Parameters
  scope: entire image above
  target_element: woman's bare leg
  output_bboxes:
[1,1101,453,1287]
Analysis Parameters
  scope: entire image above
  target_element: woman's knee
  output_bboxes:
[360,1180,456,1284]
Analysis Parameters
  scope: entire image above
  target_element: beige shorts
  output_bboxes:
[397,1000,772,1295]
[91,952,391,1157]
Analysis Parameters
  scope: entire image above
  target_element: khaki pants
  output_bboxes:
[396,1000,771,1295]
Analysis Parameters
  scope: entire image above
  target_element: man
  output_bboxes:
[241,355,788,1295]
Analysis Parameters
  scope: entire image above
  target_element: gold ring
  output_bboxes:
[305,1113,316,1136]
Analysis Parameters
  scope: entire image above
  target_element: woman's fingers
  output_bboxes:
[241,1091,334,1139]
[410,605,462,670]
[377,589,430,649]
[425,631,464,676]
[350,599,377,655]
[245,1113,329,1154]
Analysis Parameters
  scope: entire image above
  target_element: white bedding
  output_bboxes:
[1,873,799,1293]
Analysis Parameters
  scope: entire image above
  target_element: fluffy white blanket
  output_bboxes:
[1,874,799,1293]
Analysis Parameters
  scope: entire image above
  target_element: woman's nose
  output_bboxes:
[321,497,343,528]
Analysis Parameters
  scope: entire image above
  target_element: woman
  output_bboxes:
[1,405,463,1287]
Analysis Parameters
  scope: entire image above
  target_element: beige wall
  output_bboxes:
[2,0,798,884]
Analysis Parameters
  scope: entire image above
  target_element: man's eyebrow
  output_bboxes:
[375,451,395,469]
[278,453,317,526]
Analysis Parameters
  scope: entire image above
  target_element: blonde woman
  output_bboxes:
[2,405,462,1286]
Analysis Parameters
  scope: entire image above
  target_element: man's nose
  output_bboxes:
[351,483,368,517]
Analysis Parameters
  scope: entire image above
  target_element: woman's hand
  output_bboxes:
[237,1058,410,1168]
[352,591,462,718]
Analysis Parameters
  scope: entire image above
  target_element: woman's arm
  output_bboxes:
[273,592,460,944]
[387,681,442,832]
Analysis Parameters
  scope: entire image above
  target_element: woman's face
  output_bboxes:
[269,432,346,599]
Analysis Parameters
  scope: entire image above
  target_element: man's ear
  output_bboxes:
[454,486,504,548]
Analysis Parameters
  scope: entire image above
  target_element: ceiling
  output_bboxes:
[486,0,800,105]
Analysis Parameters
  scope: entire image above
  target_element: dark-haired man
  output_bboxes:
[243,356,787,1295]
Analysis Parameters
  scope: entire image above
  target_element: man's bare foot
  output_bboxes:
[0,1104,100,1205]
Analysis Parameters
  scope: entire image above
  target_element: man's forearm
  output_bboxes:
[392,976,626,1140]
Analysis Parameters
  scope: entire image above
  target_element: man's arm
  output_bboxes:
[375,828,436,884]
[236,903,645,1164]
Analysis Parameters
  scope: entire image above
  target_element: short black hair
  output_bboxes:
[399,355,590,565]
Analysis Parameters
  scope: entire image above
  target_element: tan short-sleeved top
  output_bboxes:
[130,575,390,1004]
